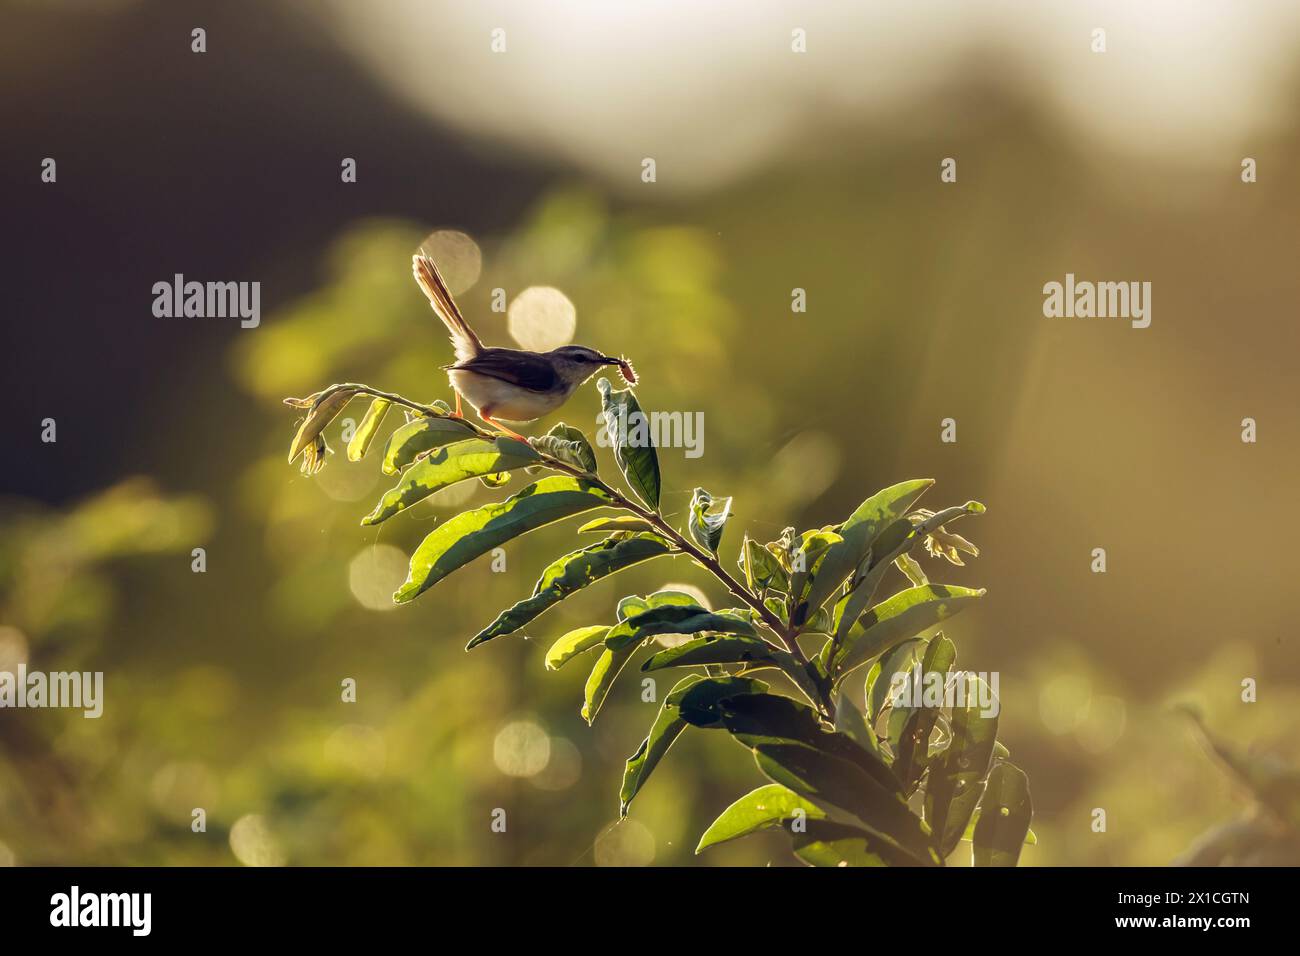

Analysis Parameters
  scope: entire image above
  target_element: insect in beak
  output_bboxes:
[605,356,638,386]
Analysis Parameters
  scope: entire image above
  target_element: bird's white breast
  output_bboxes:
[448,369,568,423]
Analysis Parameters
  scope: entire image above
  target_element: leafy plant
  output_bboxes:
[285,379,1032,866]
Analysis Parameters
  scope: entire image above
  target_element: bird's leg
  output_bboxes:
[481,413,528,442]
[451,390,464,419]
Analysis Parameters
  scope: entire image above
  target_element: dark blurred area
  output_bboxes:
[3,0,1300,866]
[1,0,549,502]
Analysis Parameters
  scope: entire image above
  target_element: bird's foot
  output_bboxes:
[481,414,528,442]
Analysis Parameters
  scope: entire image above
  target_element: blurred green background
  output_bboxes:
[3,0,1300,866]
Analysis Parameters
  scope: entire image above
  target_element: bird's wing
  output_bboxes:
[413,254,482,363]
[450,348,560,393]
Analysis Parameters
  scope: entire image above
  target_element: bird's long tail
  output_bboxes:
[412,254,482,362]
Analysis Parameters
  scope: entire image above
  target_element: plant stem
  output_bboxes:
[330,384,449,420]
[333,384,835,717]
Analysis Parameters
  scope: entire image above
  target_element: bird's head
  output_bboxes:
[548,345,638,389]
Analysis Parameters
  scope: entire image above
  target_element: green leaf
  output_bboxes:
[768,656,827,711]
[585,629,767,729]
[715,693,942,865]
[380,414,478,475]
[686,487,732,554]
[581,645,636,724]
[834,693,879,754]
[793,479,934,628]
[891,634,958,787]
[616,589,700,621]
[604,604,760,652]
[347,398,391,461]
[394,476,613,603]
[717,693,902,797]
[468,533,674,647]
[833,502,986,638]
[865,638,925,723]
[672,676,768,727]
[801,607,833,635]
[834,584,985,679]
[287,385,359,464]
[792,820,912,867]
[769,527,799,571]
[531,422,598,473]
[578,516,656,534]
[597,377,660,509]
[894,552,928,587]
[763,596,789,625]
[973,761,1033,866]
[740,535,789,593]
[740,740,938,865]
[545,625,610,670]
[642,635,780,672]
[363,437,541,525]
[696,784,826,853]
[786,529,842,619]
[923,674,1000,856]
[829,519,913,641]
[961,811,1037,845]
[620,675,702,815]
[639,632,819,708]
[840,480,934,562]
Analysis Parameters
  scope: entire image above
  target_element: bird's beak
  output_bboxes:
[608,355,638,386]
[598,356,639,385]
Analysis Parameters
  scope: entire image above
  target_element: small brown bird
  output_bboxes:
[412,254,636,439]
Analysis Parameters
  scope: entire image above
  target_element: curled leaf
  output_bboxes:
[531,422,598,474]
[687,487,732,554]
[617,590,701,622]
[912,508,981,566]
[299,433,330,475]
[740,535,789,593]
[287,386,359,466]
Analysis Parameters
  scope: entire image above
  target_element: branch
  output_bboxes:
[321,383,833,717]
